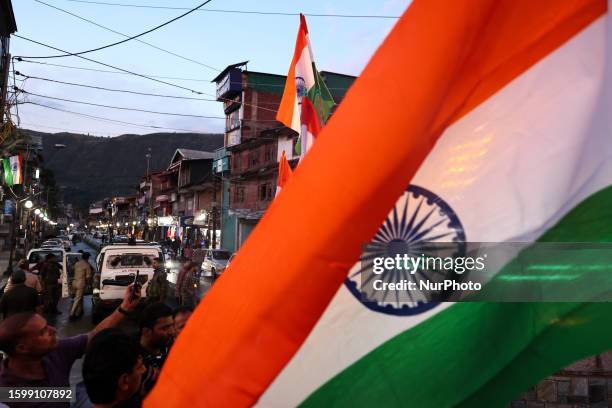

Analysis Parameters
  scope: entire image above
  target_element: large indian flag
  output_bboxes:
[145,0,612,407]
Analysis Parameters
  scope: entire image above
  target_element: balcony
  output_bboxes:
[226,128,241,147]
[216,68,242,101]
[223,95,241,114]
[214,147,228,160]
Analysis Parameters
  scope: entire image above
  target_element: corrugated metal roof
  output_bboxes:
[176,148,215,160]
[211,61,249,83]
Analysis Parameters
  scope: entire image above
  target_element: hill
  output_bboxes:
[23,130,224,209]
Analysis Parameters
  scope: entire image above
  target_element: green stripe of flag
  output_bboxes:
[2,158,13,187]
[294,63,335,156]
[301,185,612,408]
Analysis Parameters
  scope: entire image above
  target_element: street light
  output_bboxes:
[34,208,41,215]
[116,222,120,227]
[24,200,33,209]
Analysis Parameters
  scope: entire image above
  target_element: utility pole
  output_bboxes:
[145,147,152,241]
[211,175,218,249]
[5,200,17,275]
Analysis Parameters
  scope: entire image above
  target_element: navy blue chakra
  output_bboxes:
[344,185,466,316]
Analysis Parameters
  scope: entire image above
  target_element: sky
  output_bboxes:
[9,0,411,137]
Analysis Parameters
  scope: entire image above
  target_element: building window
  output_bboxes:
[249,150,260,167]
[233,154,241,172]
[234,186,245,203]
[226,109,241,132]
[264,144,274,163]
[259,183,273,201]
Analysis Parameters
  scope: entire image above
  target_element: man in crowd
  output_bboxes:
[192,246,204,279]
[139,302,174,396]
[4,260,42,293]
[39,253,62,314]
[173,306,193,336]
[145,257,167,304]
[176,262,197,308]
[0,284,141,408]
[0,270,39,318]
[70,252,93,320]
[82,329,146,408]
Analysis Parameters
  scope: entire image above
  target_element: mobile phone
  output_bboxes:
[130,269,140,301]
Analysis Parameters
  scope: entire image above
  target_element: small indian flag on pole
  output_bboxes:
[2,154,22,186]
[275,151,293,197]
[276,14,335,157]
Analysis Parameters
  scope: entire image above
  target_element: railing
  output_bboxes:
[214,147,227,160]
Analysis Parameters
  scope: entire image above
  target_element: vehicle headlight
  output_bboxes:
[93,288,100,295]
[165,261,174,269]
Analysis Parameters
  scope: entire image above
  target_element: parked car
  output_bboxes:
[92,244,163,323]
[41,239,63,250]
[201,249,232,279]
[111,235,129,244]
[58,236,71,251]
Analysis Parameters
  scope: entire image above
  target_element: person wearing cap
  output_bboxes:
[0,270,40,318]
[146,257,167,304]
[4,260,42,293]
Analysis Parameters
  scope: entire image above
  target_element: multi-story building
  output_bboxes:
[136,170,169,240]
[213,63,356,252]
[166,148,219,247]
[0,0,16,124]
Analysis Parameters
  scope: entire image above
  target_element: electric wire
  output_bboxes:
[17,59,211,82]
[57,0,401,18]
[13,35,206,95]
[19,0,215,59]
[33,0,219,71]
[20,89,226,119]
[16,71,281,113]
[24,101,212,132]
[16,73,218,102]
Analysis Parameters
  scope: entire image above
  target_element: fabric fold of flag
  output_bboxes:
[275,151,293,197]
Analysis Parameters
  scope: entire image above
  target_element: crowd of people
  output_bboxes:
[0,247,201,407]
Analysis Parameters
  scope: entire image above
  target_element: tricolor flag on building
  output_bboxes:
[275,151,293,197]
[3,154,22,186]
[146,1,612,407]
[276,14,335,157]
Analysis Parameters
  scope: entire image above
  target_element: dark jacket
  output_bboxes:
[146,267,167,300]
[40,261,61,287]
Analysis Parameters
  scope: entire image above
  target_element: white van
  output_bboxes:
[26,248,82,298]
[92,244,163,323]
